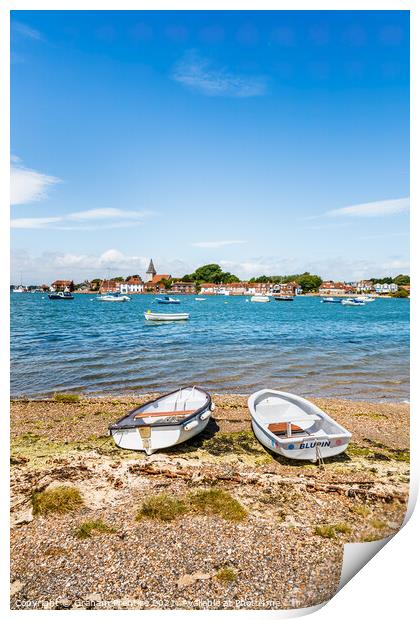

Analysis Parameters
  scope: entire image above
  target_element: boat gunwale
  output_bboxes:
[248,389,352,443]
[109,386,212,430]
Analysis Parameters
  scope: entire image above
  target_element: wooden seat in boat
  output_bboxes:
[134,409,195,419]
[268,422,305,436]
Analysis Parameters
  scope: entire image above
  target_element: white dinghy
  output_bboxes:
[248,389,351,462]
[109,386,213,454]
[144,311,189,321]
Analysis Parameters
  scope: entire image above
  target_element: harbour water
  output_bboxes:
[10,294,409,401]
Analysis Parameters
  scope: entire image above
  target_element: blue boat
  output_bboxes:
[156,295,180,304]
[48,291,74,300]
[321,297,343,304]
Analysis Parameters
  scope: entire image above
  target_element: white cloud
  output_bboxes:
[11,159,61,205]
[68,208,156,221]
[11,208,158,230]
[172,50,267,97]
[325,197,409,218]
[192,240,246,248]
[11,248,193,284]
[11,217,62,229]
[12,21,43,41]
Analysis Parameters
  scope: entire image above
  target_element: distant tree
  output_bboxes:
[69,280,75,292]
[392,288,409,298]
[90,278,102,292]
[393,274,410,286]
[125,274,140,281]
[112,276,125,283]
[220,272,240,284]
[160,278,173,290]
[370,277,393,284]
[296,274,323,293]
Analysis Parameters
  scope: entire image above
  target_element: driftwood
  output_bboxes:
[128,464,408,504]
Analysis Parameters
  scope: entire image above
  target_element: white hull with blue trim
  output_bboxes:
[248,389,351,462]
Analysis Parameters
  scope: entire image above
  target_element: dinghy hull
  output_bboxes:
[251,420,350,461]
[109,386,212,454]
[248,389,351,462]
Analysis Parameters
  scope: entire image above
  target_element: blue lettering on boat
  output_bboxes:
[299,441,331,449]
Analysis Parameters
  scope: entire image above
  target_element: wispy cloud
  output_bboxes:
[172,50,267,97]
[11,248,193,283]
[12,21,43,41]
[192,240,247,249]
[11,157,61,205]
[11,208,157,231]
[325,197,409,218]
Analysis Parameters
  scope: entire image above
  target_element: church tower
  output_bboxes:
[146,259,157,282]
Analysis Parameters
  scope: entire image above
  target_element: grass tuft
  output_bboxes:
[370,519,387,530]
[74,519,116,539]
[32,486,83,515]
[315,522,352,538]
[216,567,237,582]
[136,494,188,522]
[351,505,371,517]
[189,488,247,522]
[54,393,80,403]
[202,430,265,457]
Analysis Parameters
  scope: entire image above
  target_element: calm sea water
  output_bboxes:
[10,294,409,401]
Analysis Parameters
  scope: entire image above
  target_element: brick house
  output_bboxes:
[99,279,120,293]
[318,281,354,296]
[145,274,171,293]
[170,281,196,294]
[51,280,73,291]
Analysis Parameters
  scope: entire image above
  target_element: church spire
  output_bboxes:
[146,259,157,281]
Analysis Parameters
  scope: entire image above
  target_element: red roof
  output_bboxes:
[150,274,170,285]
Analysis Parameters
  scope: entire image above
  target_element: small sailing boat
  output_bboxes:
[108,386,213,454]
[144,310,189,321]
[156,295,180,304]
[248,389,351,461]
[273,295,294,302]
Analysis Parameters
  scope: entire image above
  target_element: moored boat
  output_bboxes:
[108,386,213,454]
[341,298,365,306]
[250,294,270,303]
[96,292,131,302]
[355,295,375,303]
[156,295,180,304]
[248,389,351,462]
[48,291,74,300]
[195,297,206,301]
[273,295,294,301]
[144,310,189,321]
[321,297,343,304]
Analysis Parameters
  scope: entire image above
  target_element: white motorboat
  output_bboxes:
[195,297,206,301]
[355,295,375,303]
[341,299,365,306]
[250,294,270,303]
[96,293,131,302]
[156,295,180,304]
[248,389,351,462]
[144,311,189,321]
[109,386,213,454]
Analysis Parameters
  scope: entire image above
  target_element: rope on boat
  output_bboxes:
[315,442,325,469]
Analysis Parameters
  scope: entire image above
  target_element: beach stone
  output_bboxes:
[11,508,33,527]
[11,580,23,596]
[177,571,212,589]
[55,597,73,609]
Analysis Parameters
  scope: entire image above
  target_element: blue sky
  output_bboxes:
[11,10,409,284]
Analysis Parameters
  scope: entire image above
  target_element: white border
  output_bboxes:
[2,1,417,619]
